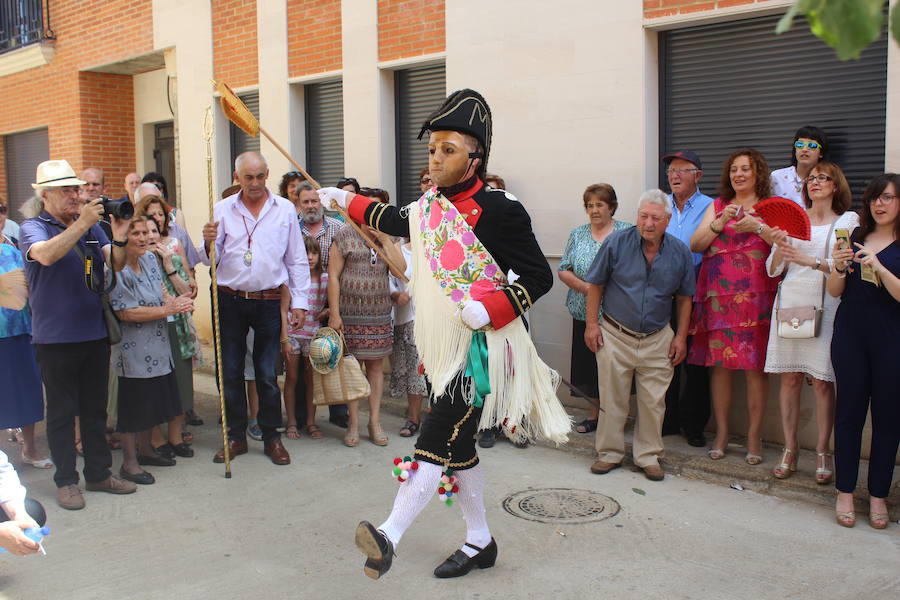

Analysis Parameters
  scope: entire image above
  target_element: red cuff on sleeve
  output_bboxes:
[481,289,517,330]
[347,194,373,224]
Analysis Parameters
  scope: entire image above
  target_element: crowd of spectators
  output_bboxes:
[1,124,897,531]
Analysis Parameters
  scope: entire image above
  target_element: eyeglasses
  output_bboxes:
[805,175,833,183]
[794,141,822,150]
[870,194,898,205]
[666,168,698,176]
[420,178,432,185]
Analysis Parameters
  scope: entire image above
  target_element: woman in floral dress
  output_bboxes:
[689,149,781,464]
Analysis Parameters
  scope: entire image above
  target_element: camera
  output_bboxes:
[99,195,134,220]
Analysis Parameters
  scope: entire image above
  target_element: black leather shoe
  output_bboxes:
[355,521,394,580]
[686,432,706,447]
[118,467,155,485]
[434,539,498,578]
[185,410,204,426]
[171,442,194,458]
[154,443,176,459]
[137,453,176,467]
[478,430,497,448]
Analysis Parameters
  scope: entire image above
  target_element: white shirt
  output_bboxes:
[770,166,805,207]
[0,450,26,506]
[390,244,415,325]
[205,190,310,310]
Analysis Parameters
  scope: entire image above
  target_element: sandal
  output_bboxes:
[815,452,834,485]
[575,419,598,434]
[21,452,53,469]
[306,424,323,439]
[399,420,420,438]
[772,448,796,479]
[707,448,726,460]
[869,511,889,530]
[285,425,301,440]
[181,430,194,445]
[368,423,389,447]
[343,426,359,447]
[745,453,763,466]
[835,493,856,528]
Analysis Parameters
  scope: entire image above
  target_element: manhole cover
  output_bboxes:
[502,488,620,524]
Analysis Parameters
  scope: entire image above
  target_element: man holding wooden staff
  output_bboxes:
[202,151,309,466]
[318,89,570,579]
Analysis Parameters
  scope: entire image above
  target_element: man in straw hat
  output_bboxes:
[319,89,570,579]
[19,159,137,510]
[201,151,310,467]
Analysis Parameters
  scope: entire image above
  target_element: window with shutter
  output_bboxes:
[4,128,49,221]
[395,63,445,206]
[230,92,260,166]
[305,80,345,188]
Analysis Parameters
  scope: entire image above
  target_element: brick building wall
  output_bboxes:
[287,0,342,78]
[212,0,259,88]
[644,0,763,19]
[378,0,445,62]
[0,0,152,202]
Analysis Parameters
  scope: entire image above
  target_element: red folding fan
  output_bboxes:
[753,196,811,241]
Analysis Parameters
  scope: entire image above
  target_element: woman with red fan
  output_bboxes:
[689,149,781,465]
[764,162,858,484]
[827,173,900,530]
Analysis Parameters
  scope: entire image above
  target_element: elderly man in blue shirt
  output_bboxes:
[660,150,714,448]
[584,189,695,481]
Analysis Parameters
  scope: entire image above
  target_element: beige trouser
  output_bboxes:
[595,319,674,468]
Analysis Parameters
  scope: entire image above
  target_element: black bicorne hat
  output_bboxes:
[417,89,492,176]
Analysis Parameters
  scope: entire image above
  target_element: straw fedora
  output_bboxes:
[31,160,86,189]
[308,327,343,374]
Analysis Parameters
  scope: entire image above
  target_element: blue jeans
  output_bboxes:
[217,290,282,442]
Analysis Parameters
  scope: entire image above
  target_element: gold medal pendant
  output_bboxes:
[243,250,253,267]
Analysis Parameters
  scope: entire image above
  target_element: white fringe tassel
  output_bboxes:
[408,201,572,445]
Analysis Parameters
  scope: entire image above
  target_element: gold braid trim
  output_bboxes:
[510,281,533,310]
[372,203,388,230]
[448,405,475,443]
[505,286,525,315]
[413,449,479,469]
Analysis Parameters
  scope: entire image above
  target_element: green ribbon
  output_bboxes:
[465,330,491,407]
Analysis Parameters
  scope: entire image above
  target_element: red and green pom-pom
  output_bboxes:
[437,470,459,506]
[391,456,418,483]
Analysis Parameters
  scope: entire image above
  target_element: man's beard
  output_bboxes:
[302,207,325,224]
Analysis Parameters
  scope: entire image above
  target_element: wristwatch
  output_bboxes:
[814,257,822,271]
[112,238,127,247]
[754,223,764,235]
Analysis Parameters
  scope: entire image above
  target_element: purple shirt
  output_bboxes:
[19,212,110,344]
[204,190,310,310]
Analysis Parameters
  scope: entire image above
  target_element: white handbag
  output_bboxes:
[775,220,835,340]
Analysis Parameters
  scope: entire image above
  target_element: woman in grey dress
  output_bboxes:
[111,217,193,485]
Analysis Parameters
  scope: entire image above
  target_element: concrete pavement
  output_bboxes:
[3,373,899,600]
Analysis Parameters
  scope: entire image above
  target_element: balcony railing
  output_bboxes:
[0,0,44,55]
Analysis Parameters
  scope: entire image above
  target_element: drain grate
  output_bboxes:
[502,488,620,524]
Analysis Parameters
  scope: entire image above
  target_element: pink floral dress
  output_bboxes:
[688,198,778,370]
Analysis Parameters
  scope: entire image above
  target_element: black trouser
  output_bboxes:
[415,376,481,471]
[217,291,283,443]
[0,498,46,527]
[662,304,710,437]
[35,339,112,487]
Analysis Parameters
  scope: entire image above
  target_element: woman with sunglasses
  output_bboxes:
[827,173,900,529]
[764,162,857,484]
[327,189,405,446]
[770,126,828,207]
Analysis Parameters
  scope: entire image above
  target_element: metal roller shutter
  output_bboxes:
[395,63,445,206]
[4,128,49,222]
[230,92,260,165]
[660,14,887,203]
[305,80,345,188]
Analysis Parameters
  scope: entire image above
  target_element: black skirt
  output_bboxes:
[414,375,481,471]
[116,371,182,433]
[570,319,599,399]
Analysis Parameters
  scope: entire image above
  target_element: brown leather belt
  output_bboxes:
[603,314,661,340]
[218,285,281,301]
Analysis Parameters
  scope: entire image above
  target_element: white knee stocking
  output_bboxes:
[454,463,492,557]
[378,460,443,547]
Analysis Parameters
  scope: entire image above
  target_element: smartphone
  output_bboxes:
[834,228,850,251]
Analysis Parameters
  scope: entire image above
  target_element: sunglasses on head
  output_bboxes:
[337,178,359,188]
[794,141,822,150]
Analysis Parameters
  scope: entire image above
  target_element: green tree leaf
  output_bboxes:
[778,0,889,61]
